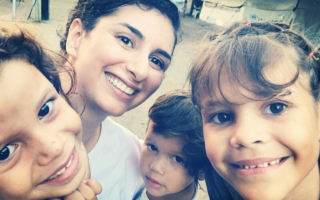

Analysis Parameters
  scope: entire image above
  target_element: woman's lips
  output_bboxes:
[106,73,136,95]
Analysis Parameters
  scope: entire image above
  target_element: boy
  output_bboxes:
[137,89,209,200]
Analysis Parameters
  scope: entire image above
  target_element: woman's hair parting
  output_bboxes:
[189,21,320,109]
[0,23,75,101]
[60,0,181,56]
[148,89,210,182]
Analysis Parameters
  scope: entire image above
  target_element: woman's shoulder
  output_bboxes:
[102,117,142,144]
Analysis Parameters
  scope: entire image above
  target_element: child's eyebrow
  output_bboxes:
[274,90,292,98]
[201,100,226,109]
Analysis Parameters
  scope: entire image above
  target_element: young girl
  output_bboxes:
[137,89,209,200]
[0,23,100,200]
[189,21,320,200]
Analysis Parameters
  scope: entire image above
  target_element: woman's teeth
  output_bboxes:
[107,75,135,95]
[47,155,73,180]
[239,158,281,169]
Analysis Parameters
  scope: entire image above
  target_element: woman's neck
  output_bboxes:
[147,182,196,200]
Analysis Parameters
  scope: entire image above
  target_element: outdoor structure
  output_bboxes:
[199,0,320,44]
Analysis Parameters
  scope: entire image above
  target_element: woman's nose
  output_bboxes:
[126,54,149,82]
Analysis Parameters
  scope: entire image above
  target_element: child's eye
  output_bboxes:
[265,102,287,115]
[149,57,164,71]
[210,112,234,125]
[172,156,184,164]
[38,100,53,120]
[147,144,157,152]
[117,36,133,48]
[0,144,17,162]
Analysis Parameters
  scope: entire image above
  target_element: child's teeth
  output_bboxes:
[56,167,66,176]
[240,158,282,169]
[66,155,73,168]
[47,156,73,181]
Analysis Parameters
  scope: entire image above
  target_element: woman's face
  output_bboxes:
[0,60,88,199]
[67,5,175,117]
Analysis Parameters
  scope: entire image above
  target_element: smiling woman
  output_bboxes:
[59,0,180,199]
[0,23,96,199]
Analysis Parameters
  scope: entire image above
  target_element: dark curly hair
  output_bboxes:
[60,0,180,56]
[148,89,209,183]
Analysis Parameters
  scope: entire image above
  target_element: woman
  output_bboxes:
[59,0,180,199]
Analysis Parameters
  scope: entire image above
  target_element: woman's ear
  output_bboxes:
[198,169,206,181]
[66,18,83,59]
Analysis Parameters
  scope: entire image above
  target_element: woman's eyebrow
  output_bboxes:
[119,23,172,60]
[154,48,172,60]
[119,23,144,39]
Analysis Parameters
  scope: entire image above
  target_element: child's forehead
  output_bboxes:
[198,57,300,104]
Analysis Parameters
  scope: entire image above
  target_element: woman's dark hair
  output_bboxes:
[0,23,75,101]
[60,0,180,56]
[189,21,320,200]
[148,89,210,183]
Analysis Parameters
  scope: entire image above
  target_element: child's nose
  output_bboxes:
[35,131,66,166]
[149,156,166,175]
[230,114,269,148]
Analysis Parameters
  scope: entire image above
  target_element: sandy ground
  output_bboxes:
[0,1,221,199]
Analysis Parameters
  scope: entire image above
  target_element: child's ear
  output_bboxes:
[198,169,205,181]
[66,18,83,59]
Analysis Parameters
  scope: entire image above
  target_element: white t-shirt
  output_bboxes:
[88,118,144,200]
[135,186,199,200]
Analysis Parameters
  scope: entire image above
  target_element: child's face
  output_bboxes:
[0,60,89,200]
[139,121,195,198]
[200,61,320,199]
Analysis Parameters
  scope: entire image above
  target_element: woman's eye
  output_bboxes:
[172,156,184,164]
[0,144,17,161]
[118,36,133,48]
[210,112,233,124]
[38,100,53,120]
[149,57,164,70]
[147,144,157,152]
[265,102,287,115]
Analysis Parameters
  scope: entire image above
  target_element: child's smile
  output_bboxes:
[229,156,289,176]
[0,60,89,199]
[42,147,79,184]
[200,61,320,200]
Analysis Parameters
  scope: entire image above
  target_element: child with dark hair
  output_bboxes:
[189,21,320,200]
[0,23,101,200]
[137,89,209,200]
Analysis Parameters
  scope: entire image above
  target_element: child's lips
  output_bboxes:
[230,156,290,176]
[146,176,163,189]
[41,147,80,185]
